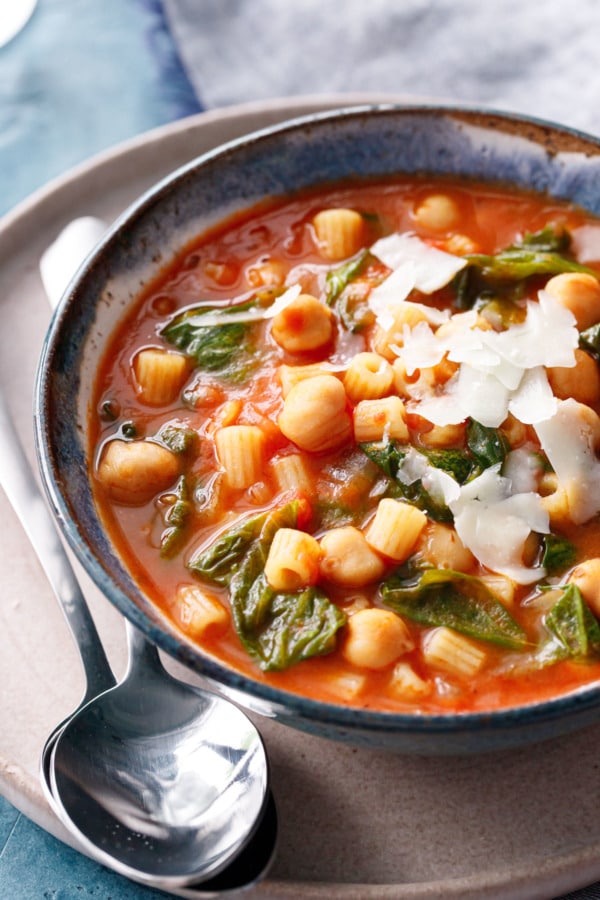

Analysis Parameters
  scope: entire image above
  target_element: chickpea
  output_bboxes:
[271,293,333,353]
[342,608,414,669]
[500,413,528,448]
[413,193,460,232]
[445,233,479,255]
[418,522,475,572]
[246,258,286,288]
[278,374,352,453]
[319,526,386,586]
[544,272,600,330]
[546,348,600,406]
[568,558,600,617]
[97,439,179,505]
[417,421,466,449]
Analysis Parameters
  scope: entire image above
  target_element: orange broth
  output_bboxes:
[91,176,600,714]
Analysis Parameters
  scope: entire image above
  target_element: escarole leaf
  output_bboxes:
[325,249,370,304]
[465,225,593,282]
[579,322,600,357]
[325,249,378,332]
[381,566,528,649]
[361,440,453,522]
[188,501,345,670]
[466,419,511,470]
[454,225,595,310]
[161,299,259,379]
[238,573,344,671]
[361,425,510,524]
[159,476,191,559]
[545,584,600,659]
[541,534,577,576]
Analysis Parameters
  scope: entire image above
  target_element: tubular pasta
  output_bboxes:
[215,424,266,490]
[134,348,189,405]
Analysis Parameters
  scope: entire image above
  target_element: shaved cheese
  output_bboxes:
[507,367,557,424]
[503,448,545,494]
[393,321,446,374]
[535,398,600,524]
[395,289,577,428]
[449,466,549,584]
[393,451,549,583]
[453,366,510,428]
[488,291,578,369]
[368,264,417,330]
[395,447,461,506]
[572,224,600,263]
[370,233,467,293]
[184,284,301,327]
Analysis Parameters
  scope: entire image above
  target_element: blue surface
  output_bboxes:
[0,0,200,217]
[0,796,165,898]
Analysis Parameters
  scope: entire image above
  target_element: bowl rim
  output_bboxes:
[34,101,600,738]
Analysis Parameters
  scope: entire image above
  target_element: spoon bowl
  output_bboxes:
[49,621,270,888]
[0,385,273,888]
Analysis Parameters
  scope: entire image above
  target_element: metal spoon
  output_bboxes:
[0,361,272,890]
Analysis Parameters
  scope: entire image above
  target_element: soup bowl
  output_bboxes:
[34,104,600,754]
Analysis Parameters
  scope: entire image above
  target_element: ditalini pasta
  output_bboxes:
[91,177,600,715]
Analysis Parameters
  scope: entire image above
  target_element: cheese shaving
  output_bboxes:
[396,451,549,583]
[367,233,461,331]
[370,233,467,292]
[535,398,600,524]
[449,466,549,584]
[397,291,577,428]
[184,284,301,328]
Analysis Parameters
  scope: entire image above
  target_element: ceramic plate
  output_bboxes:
[2,94,600,900]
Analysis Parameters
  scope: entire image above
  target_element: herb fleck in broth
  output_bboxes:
[91,176,600,713]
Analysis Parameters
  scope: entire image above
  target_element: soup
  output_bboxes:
[91,175,600,714]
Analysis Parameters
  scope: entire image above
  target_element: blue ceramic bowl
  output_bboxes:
[34,104,600,754]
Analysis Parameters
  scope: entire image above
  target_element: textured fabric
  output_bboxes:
[164,0,600,136]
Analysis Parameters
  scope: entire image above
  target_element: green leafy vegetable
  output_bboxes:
[360,435,499,523]
[579,322,600,357]
[188,501,345,670]
[545,584,600,659]
[466,419,511,470]
[157,423,198,455]
[324,249,377,331]
[160,477,192,559]
[541,534,577,576]
[236,573,344,671]
[360,440,454,522]
[381,565,528,649]
[325,249,370,304]
[453,224,595,310]
[162,315,248,375]
[511,224,572,254]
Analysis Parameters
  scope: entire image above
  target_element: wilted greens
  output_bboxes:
[188,501,345,670]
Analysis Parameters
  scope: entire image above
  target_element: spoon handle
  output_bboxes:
[0,390,115,699]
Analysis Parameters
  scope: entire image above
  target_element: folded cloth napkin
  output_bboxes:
[164,0,600,135]
[0,0,200,215]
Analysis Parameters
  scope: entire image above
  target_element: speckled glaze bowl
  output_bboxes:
[34,105,600,754]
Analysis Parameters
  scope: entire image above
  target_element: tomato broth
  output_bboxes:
[91,176,600,714]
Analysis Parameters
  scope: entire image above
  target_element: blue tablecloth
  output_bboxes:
[4,1,600,897]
